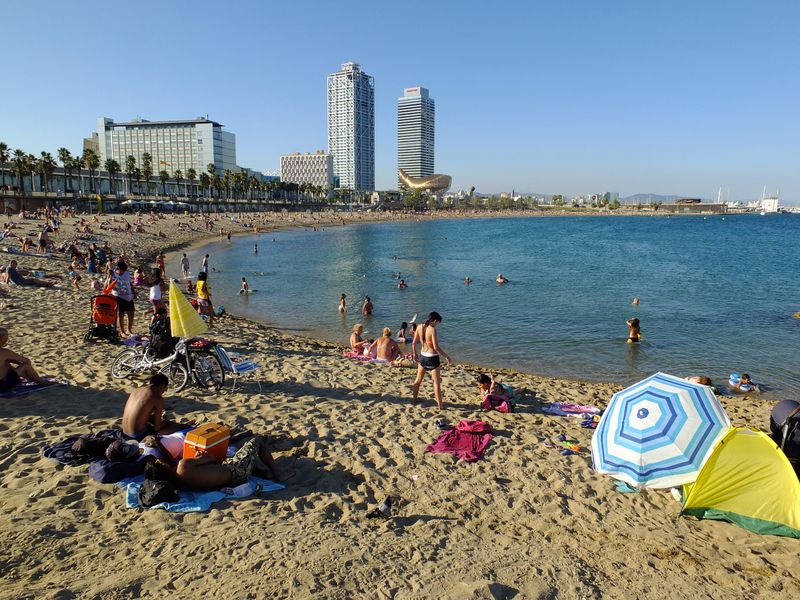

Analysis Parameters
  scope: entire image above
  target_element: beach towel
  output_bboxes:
[342,350,413,366]
[0,378,64,398]
[426,420,493,462]
[541,402,602,418]
[43,428,124,466]
[125,476,284,512]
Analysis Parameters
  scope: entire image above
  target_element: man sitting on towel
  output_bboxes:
[0,326,55,394]
[122,374,186,440]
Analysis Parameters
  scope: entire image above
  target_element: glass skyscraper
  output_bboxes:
[327,62,375,191]
[97,116,237,176]
[397,87,435,189]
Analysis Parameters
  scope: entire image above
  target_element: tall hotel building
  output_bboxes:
[96,116,237,176]
[327,62,375,190]
[397,87,435,188]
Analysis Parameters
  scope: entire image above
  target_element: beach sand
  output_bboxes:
[0,210,797,599]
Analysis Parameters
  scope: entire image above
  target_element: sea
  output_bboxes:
[182,213,800,398]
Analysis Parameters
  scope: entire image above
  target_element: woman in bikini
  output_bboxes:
[412,311,452,410]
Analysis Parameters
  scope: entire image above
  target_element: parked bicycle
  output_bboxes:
[110,337,224,392]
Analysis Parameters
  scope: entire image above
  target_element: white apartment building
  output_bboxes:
[327,62,375,190]
[280,152,334,187]
[97,116,237,176]
[397,87,435,187]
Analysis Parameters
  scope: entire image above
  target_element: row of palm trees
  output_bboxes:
[0,141,334,203]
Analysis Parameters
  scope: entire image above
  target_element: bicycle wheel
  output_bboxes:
[111,349,142,379]
[159,362,190,393]
[192,351,225,390]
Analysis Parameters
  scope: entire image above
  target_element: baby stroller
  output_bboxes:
[84,294,119,343]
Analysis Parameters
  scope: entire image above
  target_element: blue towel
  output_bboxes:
[614,480,641,493]
[125,476,284,512]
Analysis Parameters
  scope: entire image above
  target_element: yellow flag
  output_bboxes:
[169,281,208,339]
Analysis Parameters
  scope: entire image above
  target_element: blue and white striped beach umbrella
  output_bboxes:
[591,372,731,489]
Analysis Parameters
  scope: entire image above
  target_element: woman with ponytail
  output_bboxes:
[412,311,452,410]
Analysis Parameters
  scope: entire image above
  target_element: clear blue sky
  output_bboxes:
[2,0,798,201]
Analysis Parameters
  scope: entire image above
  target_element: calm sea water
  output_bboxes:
[184,214,800,397]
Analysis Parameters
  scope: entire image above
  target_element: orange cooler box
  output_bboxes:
[183,423,231,464]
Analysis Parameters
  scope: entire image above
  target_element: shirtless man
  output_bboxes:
[367,328,401,362]
[121,374,183,440]
[0,327,54,394]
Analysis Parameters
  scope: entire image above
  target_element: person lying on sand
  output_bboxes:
[476,373,530,399]
[145,434,292,490]
[122,374,187,440]
[0,327,55,394]
[2,260,55,287]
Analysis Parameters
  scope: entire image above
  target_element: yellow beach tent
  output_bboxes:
[169,281,207,339]
[681,427,800,538]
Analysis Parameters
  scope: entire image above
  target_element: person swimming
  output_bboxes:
[632,296,640,306]
[626,318,641,343]
[398,279,407,289]
[465,276,472,285]
[496,274,508,284]
[239,277,249,295]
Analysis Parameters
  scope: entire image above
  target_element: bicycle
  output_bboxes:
[110,337,224,393]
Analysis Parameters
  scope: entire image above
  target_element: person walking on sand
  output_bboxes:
[412,312,453,410]
[180,253,190,280]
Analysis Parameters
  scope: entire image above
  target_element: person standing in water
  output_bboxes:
[626,318,641,343]
[254,243,258,255]
[338,293,347,313]
[412,312,453,410]
[362,296,373,316]
[239,277,249,295]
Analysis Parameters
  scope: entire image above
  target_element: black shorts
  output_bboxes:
[419,354,441,371]
[0,370,22,393]
[117,298,135,313]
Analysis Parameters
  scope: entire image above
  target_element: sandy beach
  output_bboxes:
[0,210,797,599]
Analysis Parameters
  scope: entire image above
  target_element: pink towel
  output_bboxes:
[425,420,493,462]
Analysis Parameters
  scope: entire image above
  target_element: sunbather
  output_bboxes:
[367,327,401,362]
[3,260,55,287]
[0,327,54,394]
[146,434,289,490]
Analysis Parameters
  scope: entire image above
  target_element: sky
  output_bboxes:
[2,0,798,201]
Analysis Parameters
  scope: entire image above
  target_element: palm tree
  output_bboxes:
[57,148,73,192]
[174,169,183,197]
[211,173,221,200]
[222,170,232,200]
[125,155,136,195]
[199,172,210,198]
[159,170,169,196]
[26,154,38,192]
[11,149,27,193]
[39,152,57,193]
[104,158,121,194]
[82,149,100,193]
[72,155,84,194]
[133,168,142,195]
[141,153,153,196]
[187,167,197,198]
[0,141,9,190]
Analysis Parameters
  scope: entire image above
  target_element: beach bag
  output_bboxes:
[139,479,179,507]
[149,317,177,359]
[88,458,145,483]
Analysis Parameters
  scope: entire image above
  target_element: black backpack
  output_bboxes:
[148,316,177,359]
[770,400,800,475]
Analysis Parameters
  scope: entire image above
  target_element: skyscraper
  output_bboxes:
[397,87,435,189]
[327,62,375,191]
